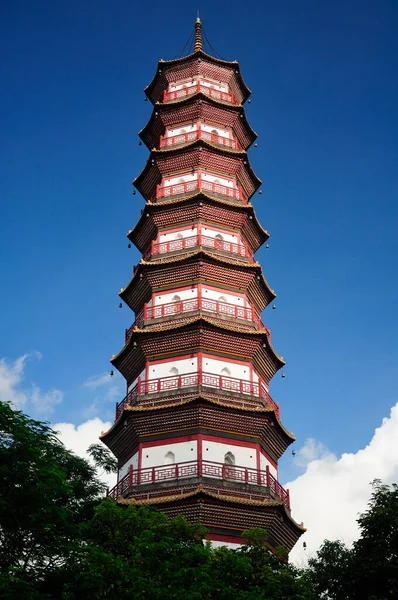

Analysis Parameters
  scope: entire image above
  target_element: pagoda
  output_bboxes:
[102,18,304,555]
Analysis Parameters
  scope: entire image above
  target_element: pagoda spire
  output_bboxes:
[194,15,202,52]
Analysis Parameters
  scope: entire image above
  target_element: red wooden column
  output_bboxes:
[137,443,143,485]
[197,169,202,196]
[265,465,270,488]
[128,464,134,488]
[197,433,203,476]
[197,282,203,310]
[256,446,261,483]
[197,351,203,386]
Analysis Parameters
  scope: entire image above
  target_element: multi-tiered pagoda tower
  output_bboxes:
[102,19,304,555]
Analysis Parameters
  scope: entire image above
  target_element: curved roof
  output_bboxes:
[100,393,295,452]
[145,50,251,105]
[119,250,276,313]
[134,143,261,202]
[127,196,269,254]
[139,96,257,151]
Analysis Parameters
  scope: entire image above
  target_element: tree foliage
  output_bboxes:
[3,400,398,599]
[58,502,312,599]
[305,480,398,600]
[0,400,312,599]
[0,401,108,597]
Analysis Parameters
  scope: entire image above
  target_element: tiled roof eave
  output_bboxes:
[145,52,251,101]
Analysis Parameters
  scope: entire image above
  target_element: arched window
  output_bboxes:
[175,232,183,239]
[211,129,218,136]
[214,178,221,185]
[179,128,187,134]
[178,178,186,184]
[171,295,182,313]
[215,233,224,240]
[169,366,179,376]
[164,451,175,465]
[224,452,235,465]
[218,295,227,303]
[221,366,231,377]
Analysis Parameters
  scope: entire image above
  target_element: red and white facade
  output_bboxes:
[101,20,304,555]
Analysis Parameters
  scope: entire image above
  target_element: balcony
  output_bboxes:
[144,234,253,261]
[107,459,290,509]
[163,82,236,104]
[159,127,241,151]
[115,371,280,419]
[155,179,246,203]
[127,296,265,335]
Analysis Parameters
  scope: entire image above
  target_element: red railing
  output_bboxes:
[125,297,267,342]
[108,459,290,509]
[115,371,279,420]
[155,179,245,203]
[160,127,241,150]
[148,297,259,322]
[145,234,251,260]
[163,82,236,104]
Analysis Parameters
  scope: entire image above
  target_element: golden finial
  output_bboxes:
[194,13,202,52]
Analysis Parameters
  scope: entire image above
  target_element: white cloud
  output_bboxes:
[53,417,115,488]
[0,353,62,414]
[294,438,331,468]
[106,385,121,402]
[83,372,114,388]
[287,403,398,565]
[0,354,29,408]
[31,384,63,414]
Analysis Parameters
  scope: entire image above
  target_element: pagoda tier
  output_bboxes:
[101,401,294,466]
[102,19,304,556]
[129,196,268,255]
[120,254,276,313]
[145,51,251,105]
[134,145,261,201]
[152,496,303,553]
[111,321,284,384]
[139,97,257,151]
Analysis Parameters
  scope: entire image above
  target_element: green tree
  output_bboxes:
[64,502,313,600]
[0,401,313,599]
[305,480,398,600]
[0,401,110,598]
[353,480,398,600]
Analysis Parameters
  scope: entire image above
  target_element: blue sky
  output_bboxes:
[1,0,398,495]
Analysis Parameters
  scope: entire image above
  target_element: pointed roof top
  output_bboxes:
[194,15,202,52]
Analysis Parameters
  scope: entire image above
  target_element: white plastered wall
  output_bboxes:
[119,451,139,479]
[164,172,235,189]
[170,78,228,93]
[128,369,145,392]
[153,287,198,306]
[211,540,241,550]
[203,440,257,470]
[202,355,251,381]
[141,440,197,468]
[166,123,196,137]
[151,286,250,309]
[159,226,198,242]
[166,122,231,139]
[201,171,234,187]
[259,451,277,478]
[200,122,231,138]
[202,287,248,307]
[148,356,198,379]
[165,172,197,186]
[201,226,239,243]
